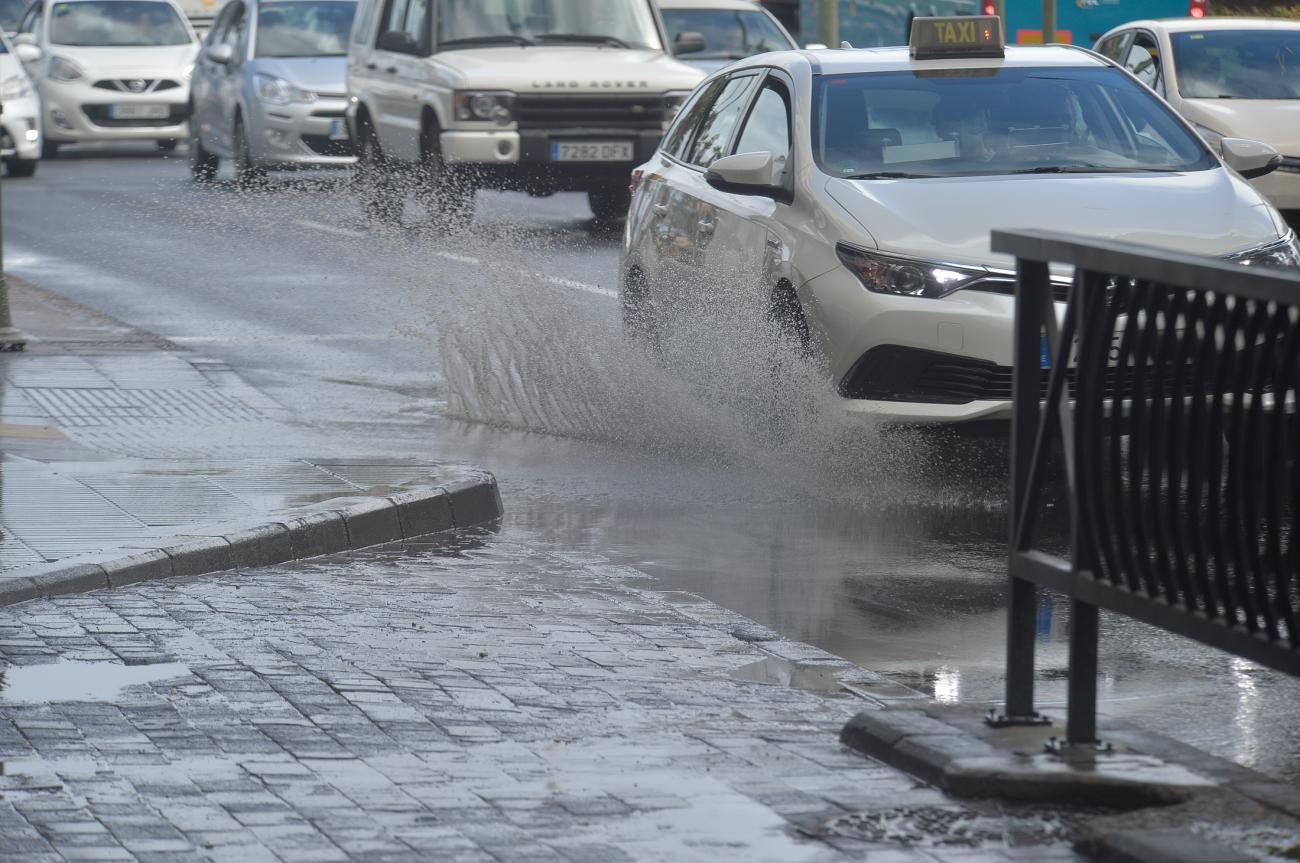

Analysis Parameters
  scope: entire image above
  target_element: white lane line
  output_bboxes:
[293,219,367,238]
[295,218,614,299]
[170,334,404,344]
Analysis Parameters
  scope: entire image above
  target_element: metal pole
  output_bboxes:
[1066,600,1099,743]
[817,0,838,48]
[0,103,28,352]
[1042,0,1056,44]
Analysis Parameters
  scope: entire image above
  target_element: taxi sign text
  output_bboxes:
[909,15,1005,60]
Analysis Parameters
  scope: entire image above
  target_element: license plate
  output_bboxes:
[550,141,634,162]
[108,103,170,120]
[328,118,349,141]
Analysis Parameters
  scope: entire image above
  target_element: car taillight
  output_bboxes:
[1189,0,1208,16]
[630,168,644,194]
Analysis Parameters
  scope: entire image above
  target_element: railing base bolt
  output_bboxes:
[985,707,1052,728]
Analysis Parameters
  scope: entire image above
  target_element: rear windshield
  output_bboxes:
[1172,29,1300,100]
[813,65,1215,179]
[661,8,793,59]
[255,1,355,57]
[50,1,191,46]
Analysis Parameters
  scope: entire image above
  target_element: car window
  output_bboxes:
[1123,32,1162,93]
[0,0,28,33]
[812,66,1215,179]
[662,78,725,160]
[661,8,794,60]
[219,1,244,53]
[19,2,44,40]
[435,0,662,51]
[351,0,374,44]
[206,1,233,44]
[49,0,191,46]
[1172,28,1300,99]
[256,1,354,58]
[1095,32,1131,62]
[734,81,791,184]
[376,0,425,53]
[687,73,760,167]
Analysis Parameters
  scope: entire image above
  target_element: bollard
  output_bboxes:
[0,103,28,352]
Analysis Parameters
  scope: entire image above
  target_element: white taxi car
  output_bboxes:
[621,16,1295,425]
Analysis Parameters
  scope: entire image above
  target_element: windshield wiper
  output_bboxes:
[536,33,630,48]
[842,171,938,179]
[1011,165,1171,174]
[440,34,535,48]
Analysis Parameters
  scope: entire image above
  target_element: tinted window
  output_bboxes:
[661,78,725,159]
[661,8,793,60]
[1095,32,1129,62]
[436,0,661,51]
[376,0,425,52]
[812,66,1214,178]
[734,83,791,184]
[1172,29,1300,99]
[256,1,354,57]
[50,0,191,45]
[687,74,758,167]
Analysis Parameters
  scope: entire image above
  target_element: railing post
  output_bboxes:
[1004,256,1050,721]
[1067,600,1099,743]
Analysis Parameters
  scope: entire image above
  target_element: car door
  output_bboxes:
[368,0,429,162]
[215,0,248,150]
[193,2,235,154]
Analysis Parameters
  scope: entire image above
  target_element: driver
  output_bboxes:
[934,94,1001,162]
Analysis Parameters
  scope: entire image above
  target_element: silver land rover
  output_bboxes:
[345,0,705,227]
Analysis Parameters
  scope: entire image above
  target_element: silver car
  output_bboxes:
[188,0,355,182]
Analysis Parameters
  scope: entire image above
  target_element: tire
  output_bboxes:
[233,117,265,188]
[355,120,401,225]
[588,184,631,225]
[6,158,37,178]
[40,140,60,160]
[416,116,474,232]
[768,281,812,359]
[157,138,179,152]
[188,115,218,182]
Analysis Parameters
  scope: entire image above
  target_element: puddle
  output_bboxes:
[0,660,191,704]
[729,657,846,693]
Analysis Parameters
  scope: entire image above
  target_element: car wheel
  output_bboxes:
[6,157,37,178]
[416,117,474,232]
[40,140,60,160]
[768,281,812,359]
[157,138,179,152]
[621,268,662,354]
[189,116,218,182]
[355,122,402,225]
[233,117,265,188]
[588,184,631,226]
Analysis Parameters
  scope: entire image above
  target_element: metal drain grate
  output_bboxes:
[23,388,265,427]
[821,804,1108,849]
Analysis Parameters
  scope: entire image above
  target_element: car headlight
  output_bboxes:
[836,243,987,299]
[663,90,692,130]
[253,73,315,105]
[47,55,84,82]
[453,90,515,126]
[1193,122,1225,151]
[1222,232,1300,269]
[182,62,194,81]
[0,74,33,100]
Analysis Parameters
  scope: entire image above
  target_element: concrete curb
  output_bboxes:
[839,704,1300,862]
[0,472,503,609]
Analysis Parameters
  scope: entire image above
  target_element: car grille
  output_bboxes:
[310,107,346,119]
[80,104,186,127]
[91,79,181,93]
[514,94,667,130]
[839,346,1215,405]
[300,134,353,157]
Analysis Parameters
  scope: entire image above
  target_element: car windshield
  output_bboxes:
[0,0,26,34]
[813,66,1215,179]
[661,8,793,59]
[1172,29,1300,99]
[49,0,191,46]
[436,0,662,50]
[256,1,355,57]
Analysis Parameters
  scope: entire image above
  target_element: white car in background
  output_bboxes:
[15,0,199,157]
[659,0,797,73]
[1096,18,1300,215]
[1,32,42,175]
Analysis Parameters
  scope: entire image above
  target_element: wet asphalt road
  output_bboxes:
[7,144,1300,783]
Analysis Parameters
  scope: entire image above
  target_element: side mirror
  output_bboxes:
[673,30,707,54]
[204,43,233,64]
[705,151,781,196]
[376,29,417,53]
[804,42,829,50]
[13,42,40,63]
[1221,137,1281,180]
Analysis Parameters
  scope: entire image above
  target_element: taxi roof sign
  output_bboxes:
[909,16,1005,60]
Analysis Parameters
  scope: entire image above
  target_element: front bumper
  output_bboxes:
[1253,161,1300,211]
[40,78,189,143]
[441,128,662,192]
[246,95,354,168]
[1,95,41,160]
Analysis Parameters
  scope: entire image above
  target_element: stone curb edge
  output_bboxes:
[0,472,504,609]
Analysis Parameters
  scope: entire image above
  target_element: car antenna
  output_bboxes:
[840,40,853,49]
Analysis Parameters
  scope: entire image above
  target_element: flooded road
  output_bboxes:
[8,145,1300,783]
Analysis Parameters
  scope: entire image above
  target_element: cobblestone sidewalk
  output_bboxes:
[0,528,1086,863]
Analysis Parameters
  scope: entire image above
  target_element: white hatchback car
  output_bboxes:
[15,0,199,157]
[1,32,42,175]
[622,17,1295,425]
[1095,18,1300,214]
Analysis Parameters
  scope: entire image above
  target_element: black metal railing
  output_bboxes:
[991,228,1300,745]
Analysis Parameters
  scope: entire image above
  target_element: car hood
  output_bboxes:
[46,43,197,76]
[1178,98,1300,156]
[825,168,1282,268]
[249,55,345,95]
[432,45,703,92]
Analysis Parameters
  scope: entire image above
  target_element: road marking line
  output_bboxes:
[542,274,617,298]
[434,251,481,265]
[293,219,366,238]
[170,334,404,344]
